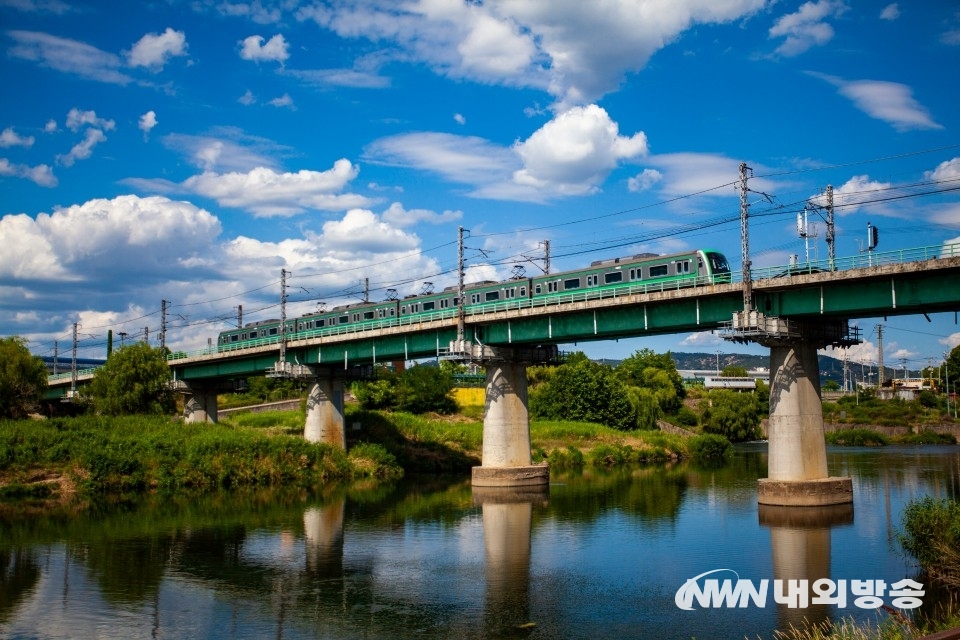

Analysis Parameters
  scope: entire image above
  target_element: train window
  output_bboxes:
[401,305,407,315]
[485,291,500,302]
[389,308,395,316]
[440,299,448,309]
[317,319,325,328]
[535,284,542,294]
[677,260,691,273]
[649,265,669,277]
[241,333,248,340]
[471,293,481,304]
[505,288,514,299]
[230,335,238,342]
[586,275,597,286]
[269,328,278,336]
[364,311,375,320]
[423,301,435,311]
[520,286,526,296]
[339,315,349,324]
[547,281,558,293]
[605,271,623,284]
[564,278,581,290]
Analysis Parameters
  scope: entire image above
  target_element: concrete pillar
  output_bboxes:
[183,387,218,424]
[305,377,345,448]
[759,341,852,505]
[472,362,548,487]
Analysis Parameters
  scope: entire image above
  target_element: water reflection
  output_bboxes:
[0,445,958,639]
[759,503,854,629]
[474,485,549,638]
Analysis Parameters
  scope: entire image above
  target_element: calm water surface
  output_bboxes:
[2,444,959,640]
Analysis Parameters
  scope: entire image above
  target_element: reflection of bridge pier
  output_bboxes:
[473,485,548,636]
[724,314,854,506]
[303,499,345,577]
[760,503,854,630]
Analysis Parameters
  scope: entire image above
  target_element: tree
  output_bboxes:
[720,365,748,377]
[946,346,960,392]
[616,349,685,413]
[394,365,457,414]
[0,336,47,418]
[88,342,175,415]
[700,389,762,442]
[530,359,635,430]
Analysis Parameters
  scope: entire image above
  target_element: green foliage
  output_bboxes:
[616,348,686,412]
[917,390,939,409]
[352,365,456,414]
[700,389,762,442]
[529,359,635,430]
[626,386,662,429]
[898,496,960,588]
[720,365,748,377]
[897,429,956,444]
[822,379,841,392]
[348,442,403,479]
[677,406,699,427]
[0,336,47,419]
[687,434,734,460]
[87,343,175,415]
[824,429,889,446]
[824,394,944,427]
[547,445,585,468]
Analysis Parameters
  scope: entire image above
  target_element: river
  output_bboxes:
[1,443,958,639]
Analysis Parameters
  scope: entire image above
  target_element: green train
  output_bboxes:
[217,248,731,349]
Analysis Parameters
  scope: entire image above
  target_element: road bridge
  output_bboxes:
[46,244,960,498]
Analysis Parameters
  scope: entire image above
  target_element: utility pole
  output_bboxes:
[237,305,243,329]
[160,299,168,350]
[363,277,369,303]
[457,226,465,343]
[826,184,835,271]
[877,324,884,387]
[53,340,59,376]
[715,349,721,375]
[541,239,551,275]
[279,268,288,369]
[70,322,78,399]
[144,327,149,344]
[739,162,753,312]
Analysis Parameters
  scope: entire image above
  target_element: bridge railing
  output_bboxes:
[748,243,958,281]
[48,368,99,383]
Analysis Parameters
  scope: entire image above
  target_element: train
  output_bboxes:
[217,248,732,348]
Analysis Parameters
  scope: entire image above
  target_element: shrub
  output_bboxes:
[898,497,960,589]
[898,430,957,444]
[700,389,762,442]
[687,434,733,460]
[825,429,889,446]
[677,406,699,427]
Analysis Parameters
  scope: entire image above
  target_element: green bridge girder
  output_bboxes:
[46,257,960,392]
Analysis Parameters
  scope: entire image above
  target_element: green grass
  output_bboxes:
[825,428,890,446]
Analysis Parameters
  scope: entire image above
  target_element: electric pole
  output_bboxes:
[541,239,551,275]
[160,299,168,350]
[70,322,78,399]
[457,226,465,344]
[237,305,243,329]
[826,184,835,271]
[739,162,753,312]
[279,268,288,369]
[877,324,884,387]
[53,340,59,376]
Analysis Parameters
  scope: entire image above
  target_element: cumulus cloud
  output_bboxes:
[0,195,221,282]
[268,93,294,108]
[769,0,847,57]
[139,110,158,136]
[641,153,776,199]
[44,119,57,133]
[0,158,57,186]
[126,28,187,70]
[7,30,133,84]
[941,331,960,349]
[179,160,375,217]
[879,4,900,21]
[366,104,647,201]
[298,0,766,107]
[925,158,960,182]
[454,113,466,125]
[57,128,107,166]
[239,34,289,63]
[65,108,115,132]
[680,331,724,347]
[238,90,256,105]
[381,202,462,227]
[0,127,35,148]
[807,174,893,216]
[159,130,285,172]
[628,168,663,192]
[808,72,941,131]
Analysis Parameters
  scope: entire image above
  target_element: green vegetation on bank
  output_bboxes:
[0,415,401,497]
[899,497,960,590]
[824,428,956,446]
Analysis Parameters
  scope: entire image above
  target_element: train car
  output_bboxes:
[530,248,730,297]
[217,247,732,349]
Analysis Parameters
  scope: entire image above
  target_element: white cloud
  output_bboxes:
[238,90,256,105]
[239,34,289,63]
[216,1,282,25]
[2,0,72,14]
[65,108,115,132]
[126,28,187,70]
[44,119,57,133]
[642,153,776,199]
[943,29,960,46]
[879,4,900,21]
[7,30,133,84]
[0,127,35,148]
[925,158,960,183]
[381,202,462,227]
[268,93,294,108]
[57,128,107,167]
[159,130,285,172]
[298,0,766,107]
[454,113,466,125]
[139,110,158,136]
[941,332,960,349]
[680,331,724,347]
[366,131,518,186]
[769,0,847,57]
[0,158,57,186]
[180,160,375,217]
[809,72,942,131]
[808,175,893,216]
[285,67,391,89]
[628,168,663,192]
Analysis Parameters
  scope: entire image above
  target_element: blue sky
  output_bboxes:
[2,0,959,372]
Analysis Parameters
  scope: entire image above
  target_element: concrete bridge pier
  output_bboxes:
[470,349,552,487]
[759,338,853,506]
[183,385,219,424]
[304,376,345,447]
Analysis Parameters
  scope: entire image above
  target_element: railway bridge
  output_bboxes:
[46,244,960,503]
